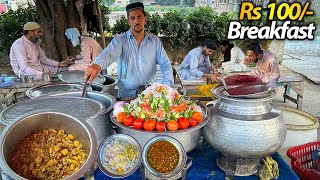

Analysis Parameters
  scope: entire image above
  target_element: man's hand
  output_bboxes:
[65,56,76,65]
[84,64,101,84]
[208,74,218,83]
[58,60,70,67]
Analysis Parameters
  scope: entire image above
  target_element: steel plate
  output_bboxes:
[58,70,106,84]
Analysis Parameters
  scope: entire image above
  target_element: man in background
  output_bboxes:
[244,42,280,88]
[65,28,102,71]
[178,39,218,83]
[10,22,69,80]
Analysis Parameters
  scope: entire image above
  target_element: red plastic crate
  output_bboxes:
[287,141,320,180]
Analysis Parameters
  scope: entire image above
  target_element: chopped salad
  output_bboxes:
[103,139,139,174]
[113,83,205,131]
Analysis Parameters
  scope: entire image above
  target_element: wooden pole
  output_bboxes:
[95,0,106,48]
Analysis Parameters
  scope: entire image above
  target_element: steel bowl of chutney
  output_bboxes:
[142,136,186,179]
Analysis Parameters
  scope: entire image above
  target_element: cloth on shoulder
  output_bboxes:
[65,28,81,47]
[0,74,17,88]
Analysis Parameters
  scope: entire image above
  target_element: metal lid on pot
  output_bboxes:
[58,70,106,84]
[26,83,92,98]
[0,96,105,126]
[142,136,186,179]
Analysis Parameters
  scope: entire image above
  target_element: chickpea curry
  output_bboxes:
[147,140,179,173]
[11,129,87,180]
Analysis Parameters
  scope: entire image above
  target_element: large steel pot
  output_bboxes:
[47,91,117,145]
[0,111,97,180]
[101,75,117,96]
[25,83,92,98]
[111,102,210,153]
[0,95,114,147]
[202,86,286,176]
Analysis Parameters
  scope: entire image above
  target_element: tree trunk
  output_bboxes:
[52,0,68,61]
[35,0,59,61]
[34,0,81,61]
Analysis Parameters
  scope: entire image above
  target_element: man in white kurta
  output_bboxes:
[10,22,68,80]
[65,28,102,71]
[219,40,249,73]
[244,43,280,88]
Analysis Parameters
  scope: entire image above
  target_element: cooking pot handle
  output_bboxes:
[181,157,192,180]
[1,171,13,180]
[206,101,215,108]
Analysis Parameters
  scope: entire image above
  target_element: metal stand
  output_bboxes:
[217,153,259,177]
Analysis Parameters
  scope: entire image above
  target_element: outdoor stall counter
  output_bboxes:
[81,146,299,180]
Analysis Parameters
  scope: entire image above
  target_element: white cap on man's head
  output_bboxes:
[23,22,40,31]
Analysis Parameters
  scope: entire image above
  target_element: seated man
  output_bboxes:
[218,40,249,73]
[178,39,218,82]
[10,22,69,80]
[65,28,102,71]
[244,42,280,88]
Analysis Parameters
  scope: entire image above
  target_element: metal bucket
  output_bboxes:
[0,111,97,180]
[278,106,319,166]
[102,75,117,96]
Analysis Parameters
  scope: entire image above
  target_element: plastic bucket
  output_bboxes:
[278,106,319,166]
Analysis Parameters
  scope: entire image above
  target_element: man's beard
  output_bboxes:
[30,36,40,44]
[133,24,143,33]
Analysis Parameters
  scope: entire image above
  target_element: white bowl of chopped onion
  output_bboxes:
[98,134,141,178]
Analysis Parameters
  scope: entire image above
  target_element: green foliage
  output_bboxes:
[161,10,189,52]
[145,13,162,35]
[100,5,111,32]
[0,6,38,53]
[186,7,218,45]
[214,12,234,42]
[111,15,129,34]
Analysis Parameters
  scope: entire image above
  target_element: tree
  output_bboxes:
[34,0,80,61]
[34,0,109,61]
[0,7,38,53]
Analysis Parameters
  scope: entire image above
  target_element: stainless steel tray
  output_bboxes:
[222,84,275,99]
[58,70,106,84]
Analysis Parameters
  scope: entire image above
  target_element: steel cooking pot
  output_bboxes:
[0,96,112,147]
[25,83,92,98]
[0,111,97,180]
[110,102,210,153]
[203,86,286,176]
[101,74,118,96]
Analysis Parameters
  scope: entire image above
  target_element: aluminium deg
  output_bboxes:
[0,96,105,126]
